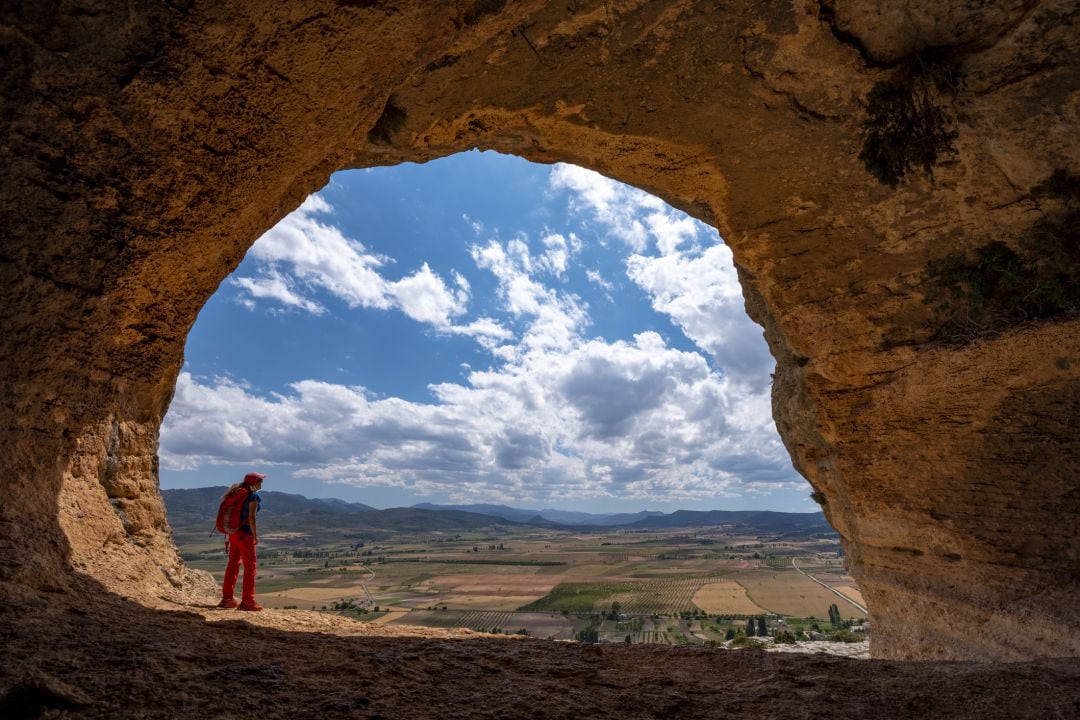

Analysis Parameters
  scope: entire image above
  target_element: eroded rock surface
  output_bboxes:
[2,585,1079,719]
[1,0,1078,663]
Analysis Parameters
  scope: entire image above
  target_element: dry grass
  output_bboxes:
[419,573,560,595]
[832,584,866,607]
[738,571,867,618]
[439,594,546,610]
[413,573,560,610]
[691,580,764,614]
[260,584,370,608]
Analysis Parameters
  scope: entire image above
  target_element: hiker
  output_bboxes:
[218,472,265,611]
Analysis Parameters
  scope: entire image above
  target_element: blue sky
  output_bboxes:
[159,151,815,512]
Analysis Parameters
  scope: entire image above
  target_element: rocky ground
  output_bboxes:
[2,578,1078,720]
[766,639,871,659]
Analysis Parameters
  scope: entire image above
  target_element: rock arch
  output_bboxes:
[1,0,1077,661]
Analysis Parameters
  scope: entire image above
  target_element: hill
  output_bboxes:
[412,502,538,523]
[629,509,833,536]
[411,501,832,535]
[163,487,375,525]
[162,488,521,536]
[412,502,663,526]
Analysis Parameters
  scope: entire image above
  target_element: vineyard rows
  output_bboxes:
[608,577,725,614]
[636,630,675,645]
[452,610,517,631]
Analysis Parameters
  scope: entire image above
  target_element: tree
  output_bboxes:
[757,617,767,636]
[576,626,599,643]
[746,621,755,637]
[773,629,797,644]
[725,628,736,640]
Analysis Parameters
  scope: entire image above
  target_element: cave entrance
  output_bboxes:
[161,151,793,509]
[159,151,863,640]
[3,0,1075,667]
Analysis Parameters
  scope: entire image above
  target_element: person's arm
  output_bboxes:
[248,497,259,545]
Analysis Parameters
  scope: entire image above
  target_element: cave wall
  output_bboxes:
[1,0,1077,660]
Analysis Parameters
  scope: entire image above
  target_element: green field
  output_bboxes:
[519,582,638,612]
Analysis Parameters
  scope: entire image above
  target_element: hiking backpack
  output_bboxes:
[215,486,251,535]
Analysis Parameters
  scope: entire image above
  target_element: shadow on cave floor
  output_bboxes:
[2,576,1079,720]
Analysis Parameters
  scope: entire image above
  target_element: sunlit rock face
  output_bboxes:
[1,0,1076,660]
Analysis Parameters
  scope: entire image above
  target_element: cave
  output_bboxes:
[2,0,1079,712]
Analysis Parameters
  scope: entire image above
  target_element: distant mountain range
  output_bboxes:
[411,504,833,535]
[162,488,833,537]
[627,509,832,535]
[411,502,665,526]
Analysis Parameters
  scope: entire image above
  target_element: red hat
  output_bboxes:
[243,472,266,486]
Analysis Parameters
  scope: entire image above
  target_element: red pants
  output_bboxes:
[221,532,257,604]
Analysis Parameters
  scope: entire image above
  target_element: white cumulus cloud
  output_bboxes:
[234,195,508,343]
[548,163,774,388]
[626,244,773,387]
[162,323,791,505]
[230,269,326,315]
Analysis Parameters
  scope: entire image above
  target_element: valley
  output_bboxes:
[169,490,866,650]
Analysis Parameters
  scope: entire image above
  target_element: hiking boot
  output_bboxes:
[217,598,238,609]
[238,602,263,612]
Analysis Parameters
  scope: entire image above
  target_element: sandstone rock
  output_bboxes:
[1,0,1077,662]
